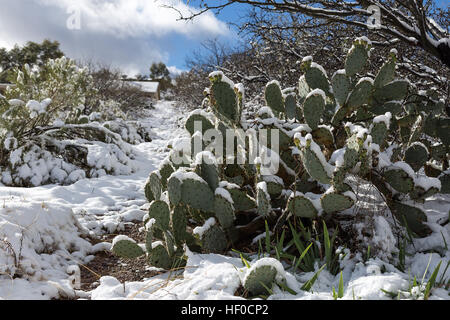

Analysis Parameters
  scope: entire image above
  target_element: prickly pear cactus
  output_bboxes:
[113,36,448,271]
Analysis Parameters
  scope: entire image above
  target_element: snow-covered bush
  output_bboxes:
[3,57,94,127]
[0,199,92,288]
[112,38,449,277]
[0,57,145,186]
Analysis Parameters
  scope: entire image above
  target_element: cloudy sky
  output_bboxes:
[0,0,240,77]
[2,1,446,78]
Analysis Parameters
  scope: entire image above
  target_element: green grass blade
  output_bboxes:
[294,242,313,273]
[424,261,442,300]
[278,281,297,295]
[380,288,398,299]
[232,248,251,261]
[323,221,332,271]
[259,281,273,296]
[275,229,286,261]
[265,220,271,255]
[338,271,344,298]
[301,264,326,292]
[240,253,250,268]
[421,254,433,286]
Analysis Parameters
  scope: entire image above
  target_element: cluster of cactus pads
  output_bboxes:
[112,37,449,277]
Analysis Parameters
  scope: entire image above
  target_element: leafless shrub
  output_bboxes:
[83,62,152,116]
[173,69,209,110]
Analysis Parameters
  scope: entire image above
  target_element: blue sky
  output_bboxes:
[0,0,447,77]
[0,0,242,76]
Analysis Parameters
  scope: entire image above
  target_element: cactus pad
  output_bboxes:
[404,143,428,172]
[311,126,334,149]
[265,81,284,116]
[244,265,278,296]
[167,174,182,205]
[148,243,172,269]
[287,193,318,218]
[374,56,396,88]
[301,147,332,184]
[284,93,297,120]
[214,191,235,229]
[159,160,175,189]
[195,157,219,191]
[304,62,330,94]
[171,204,188,245]
[256,182,272,217]
[389,201,431,237]
[200,224,228,253]
[221,183,256,211]
[345,40,369,76]
[409,185,439,202]
[383,167,414,194]
[148,171,162,201]
[168,171,215,212]
[302,90,325,130]
[321,191,355,214]
[144,180,155,203]
[331,70,351,106]
[180,176,215,212]
[374,80,409,103]
[370,121,388,147]
[346,78,373,110]
[369,101,402,116]
[112,237,145,259]
[210,80,239,124]
[148,200,170,231]
[185,112,214,136]
[262,175,284,198]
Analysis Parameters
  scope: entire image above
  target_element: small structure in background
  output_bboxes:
[125,80,160,100]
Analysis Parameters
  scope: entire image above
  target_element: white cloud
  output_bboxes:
[167,65,185,77]
[37,0,229,38]
[0,0,233,75]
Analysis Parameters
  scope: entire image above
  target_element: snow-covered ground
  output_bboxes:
[0,101,448,300]
[0,101,186,299]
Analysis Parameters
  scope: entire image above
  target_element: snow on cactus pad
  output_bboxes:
[148,200,170,231]
[214,189,235,229]
[209,71,239,124]
[296,134,333,184]
[287,192,320,218]
[265,80,284,116]
[302,58,330,94]
[302,89,326,130]
[383,165,415,194]
[167,169,215,212]
[243,257,286,296]
[194,218,228,253]
[331,69,351,106]
[345,37,370,76]
[321,188,356,214]
[111,235,145,259]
